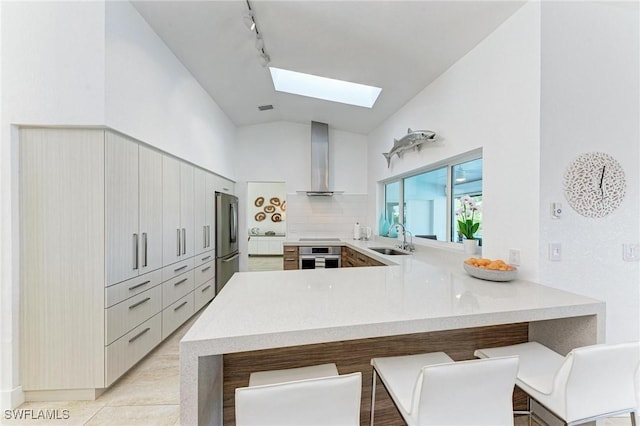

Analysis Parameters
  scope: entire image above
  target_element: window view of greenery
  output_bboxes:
[382,155,482,244]
[452,158,483,243]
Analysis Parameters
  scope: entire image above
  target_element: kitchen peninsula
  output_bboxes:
[180,240,604,425]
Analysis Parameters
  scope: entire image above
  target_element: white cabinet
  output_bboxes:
[194,169,215,255]
[162,156,195,265]
[20,128,106,393]
[212,174,235,194]
[105,133,163,286]
[19,126,224,400]
[248,236,285,255]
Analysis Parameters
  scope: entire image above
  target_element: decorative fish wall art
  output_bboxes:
[382,128,438,167]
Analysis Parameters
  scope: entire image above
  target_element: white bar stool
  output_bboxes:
[370,352,519,426]
[235,363,362,426]
[474,341,640,426]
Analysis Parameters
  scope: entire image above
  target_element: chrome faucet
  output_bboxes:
[391,223,415,252]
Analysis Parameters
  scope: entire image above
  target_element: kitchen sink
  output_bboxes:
[369,247,411,255]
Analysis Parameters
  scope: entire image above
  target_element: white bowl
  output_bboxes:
[463,262,518,282]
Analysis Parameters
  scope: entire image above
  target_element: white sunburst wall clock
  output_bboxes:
[563,152,626,218]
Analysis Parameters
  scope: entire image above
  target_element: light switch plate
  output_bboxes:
[549,243,561,261]
[623,243,640,262]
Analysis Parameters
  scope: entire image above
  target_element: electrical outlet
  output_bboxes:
[549,243,561,261]
[508,249,521,266]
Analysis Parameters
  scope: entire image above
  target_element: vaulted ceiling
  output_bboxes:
[132,1,525,134]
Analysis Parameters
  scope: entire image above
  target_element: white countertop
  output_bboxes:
[181,240,604,355]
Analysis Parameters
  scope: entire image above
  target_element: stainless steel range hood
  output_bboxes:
[304,121,342,196]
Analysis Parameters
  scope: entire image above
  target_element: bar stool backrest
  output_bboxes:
[562,341,640,423]
[235,372,362,426]
[415,356,519,426]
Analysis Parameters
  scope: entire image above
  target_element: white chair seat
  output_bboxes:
[474,341,640,425]
[371,352,518,426]
[249,363,339,386]
[236,363,362,426]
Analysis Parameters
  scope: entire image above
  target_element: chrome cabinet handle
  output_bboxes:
[182,228,186,255]
[203,225,207,249]
[174,301,188,311]
[201,266,211,272]
[201,255,211,261]
[174,278,188,286]
[128,280,151,291]
[201,285,211,292]
[174,265,187,272]
[142,232,148,267]
[133,234,139,270]
[206,225,210,248]
[128,327,151,343]
[176,229,181,257]
[128,297,151,310]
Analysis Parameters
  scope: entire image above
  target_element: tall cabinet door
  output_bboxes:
[193,168,207,255]
[106,132,140,286]
[205,172,216,251]
[180,162,195,258]
[162,155,182,265]
[138,145,163,273]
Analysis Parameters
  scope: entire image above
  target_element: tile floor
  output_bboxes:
[3,257,634,425]
[3,311,199,425]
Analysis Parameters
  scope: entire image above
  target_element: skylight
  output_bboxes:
[269,67,382,108]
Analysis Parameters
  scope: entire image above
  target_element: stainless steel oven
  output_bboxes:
[299,246,341,269]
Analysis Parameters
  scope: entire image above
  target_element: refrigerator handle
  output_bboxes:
[230,202,238,244]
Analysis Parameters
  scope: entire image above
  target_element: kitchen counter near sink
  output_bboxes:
[180,242,605,425]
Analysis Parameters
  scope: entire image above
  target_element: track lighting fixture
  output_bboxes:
[244,0,271,68]
[242,11,255,31]
[254,35,264,51]
[259,53,271,67]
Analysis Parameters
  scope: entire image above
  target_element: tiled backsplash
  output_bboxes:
[285,194,369,238]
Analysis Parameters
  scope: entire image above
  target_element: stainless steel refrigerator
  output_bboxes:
[215,191,239,294]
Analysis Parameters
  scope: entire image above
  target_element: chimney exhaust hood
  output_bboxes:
[303,121,342,196]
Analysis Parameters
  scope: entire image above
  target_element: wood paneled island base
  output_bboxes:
[223,323,529,425]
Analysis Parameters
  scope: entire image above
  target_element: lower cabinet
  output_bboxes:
[162,292,195,340]
[283,245,299,270]
[105,313,162,387]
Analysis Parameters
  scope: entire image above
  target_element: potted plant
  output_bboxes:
[456,195,481,254]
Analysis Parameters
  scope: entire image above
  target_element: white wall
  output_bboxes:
[235,121,369,271]
[367,2,541,280]
[0,1,236,409]
[105,1,236,178]
[539,1,640,344]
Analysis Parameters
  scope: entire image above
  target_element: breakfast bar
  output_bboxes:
[180,242,605,425]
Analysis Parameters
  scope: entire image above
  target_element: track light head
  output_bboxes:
[242,11,255,31]
[259,53,271,67]
[254,35,264,51]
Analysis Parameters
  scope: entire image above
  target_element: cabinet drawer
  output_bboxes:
[106,285,162,345]
[194,260,215,287]
[162,292,194,339]
[105,269,162,308]
[282,245,298,256]
[283,258,299,270]
[162,269,195,309]
[194,250,214,268]
[105,313,162,387]
[194,279,215,312]
[162,257,195,282]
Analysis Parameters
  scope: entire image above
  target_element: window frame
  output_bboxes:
[381,148,482,245]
